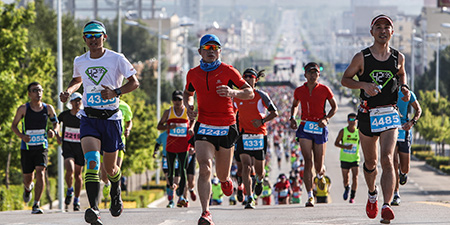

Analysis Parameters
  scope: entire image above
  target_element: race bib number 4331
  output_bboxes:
[242,134,264,151]
[197,124,229,136]
[369,107,401,133]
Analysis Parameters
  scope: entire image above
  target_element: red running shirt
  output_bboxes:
[293,82,333,123]
[166,106,191,153]
[185,63,247,126]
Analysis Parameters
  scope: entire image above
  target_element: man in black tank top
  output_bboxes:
[341,15,411,224]
[11,82,59,214]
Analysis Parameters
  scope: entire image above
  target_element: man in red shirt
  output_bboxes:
[289,62,338,207]
[183,34,254,225]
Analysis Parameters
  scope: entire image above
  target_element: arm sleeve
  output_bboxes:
[257,90,278,112]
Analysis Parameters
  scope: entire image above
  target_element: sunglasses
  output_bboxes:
[84,33,103,39]
[31,88,44,93]
[201,44,220,51]
[348,118,356,121]
[172,98,182,101]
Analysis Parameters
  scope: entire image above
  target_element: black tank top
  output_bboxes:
[21,102,49,150]
[359,47,399,108]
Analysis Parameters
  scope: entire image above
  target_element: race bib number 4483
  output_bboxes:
[369,107,401,133]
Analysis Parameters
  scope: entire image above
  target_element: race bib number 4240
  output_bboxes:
[369,107,401,133]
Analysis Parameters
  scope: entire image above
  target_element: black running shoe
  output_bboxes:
[85,208,103,225]
[399,172,408,185]
[109,183,123,217]
[255,182,263,196]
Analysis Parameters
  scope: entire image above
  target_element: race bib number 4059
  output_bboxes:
[197,124,229,136]
[369,107,401,133]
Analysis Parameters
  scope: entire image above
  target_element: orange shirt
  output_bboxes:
[234,89,277,135]
[185,63,247,126]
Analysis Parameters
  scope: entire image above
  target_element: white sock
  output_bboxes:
[308,191,314,198]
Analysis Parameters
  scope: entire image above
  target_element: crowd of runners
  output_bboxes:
[11,14,423,225]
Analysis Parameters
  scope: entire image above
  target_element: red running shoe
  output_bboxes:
[198,210,214,225]
[366,194,378,219]
[380,205,395,224]
[190,190,197,201]
[220,179,233,196]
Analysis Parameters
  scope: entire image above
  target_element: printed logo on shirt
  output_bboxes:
[85,66,108,85]
[369,70,394,88]
[216,79,222,84]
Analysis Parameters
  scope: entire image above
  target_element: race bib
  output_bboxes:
[242,134,264,151]
[197,124,229,136]
[397,129,409,142]
[85,85,118,108]
[303,121,323,134]
[26,129,46,146]
[369,106,401,133]
[169,123,188,137]
[343,145,357,154]
[279,189,288,197]
[162,157,179,169]
[64,127,80,143]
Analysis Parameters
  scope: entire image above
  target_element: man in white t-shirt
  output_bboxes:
[60,20,139,225]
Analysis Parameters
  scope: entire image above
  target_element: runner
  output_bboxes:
[313,173,331,204]
[11,82,60,214]
[289,62,338,207]
[234,68,278,209]
[274,173,291,204]
[57,92,84,211]
[391,90,421,206]
[153,131,180,208]
[157,90,195,208]
[341,14,410,224]
[59,20,139,225]
[186,146,198,203]
[334,113,360,203]
[183,34,254,225]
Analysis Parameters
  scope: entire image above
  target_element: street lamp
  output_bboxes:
[425,32,441,101]
[410,29,423,92]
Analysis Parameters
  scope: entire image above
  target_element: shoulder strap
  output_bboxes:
[361,48,371,57]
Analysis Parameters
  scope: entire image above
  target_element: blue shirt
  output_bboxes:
[156,131,168,157]
[397,90,417,124]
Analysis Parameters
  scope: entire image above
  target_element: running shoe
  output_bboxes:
[103,184,110,201]
[65,188,73,205]
[73,202,81,211]
[380,204,395,224]
[166,200,175,208]
[198,210,214,225]
[177,197,187,208]
[391,195,401,206]
[349,198,355,203]
[305,197,314,207]
[399,172,408,185]
[23,182,34,203]
[85,208,103,225]
[343,186,350,200]
[109,183,123,217]
[167,187,174,201]
[220,179,233,196]
[229,196,237,205]
[244,197,255,209]
[255,182,263,196]
[366,192,378,219]
[31,203,43,214]
[190,190,197,201]
[237,184,244,202]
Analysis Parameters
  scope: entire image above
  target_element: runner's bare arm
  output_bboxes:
[60,77,82,102]
[11,104,30,142]
[341,52,380,96]
[289,98,300,130]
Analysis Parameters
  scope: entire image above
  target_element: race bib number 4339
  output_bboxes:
[369,107,401,133]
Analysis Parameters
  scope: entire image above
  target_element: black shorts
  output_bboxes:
[187,153,196,175]
[62,142,85,166]
[397,131,411,154]
[357,112,382,137]
[193,123,239,151]
[340,161,359,169]
[21,148,48,174]
[316,196,328,203]
[236,134,267,161]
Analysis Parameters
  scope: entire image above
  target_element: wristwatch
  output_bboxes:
[411,119,417,125]
[113,88,122,97]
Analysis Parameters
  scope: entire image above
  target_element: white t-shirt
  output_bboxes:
[73,49,136,120]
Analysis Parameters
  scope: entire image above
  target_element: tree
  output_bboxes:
[0,0,55,186]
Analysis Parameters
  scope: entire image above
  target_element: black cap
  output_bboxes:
[172,90,183,100]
